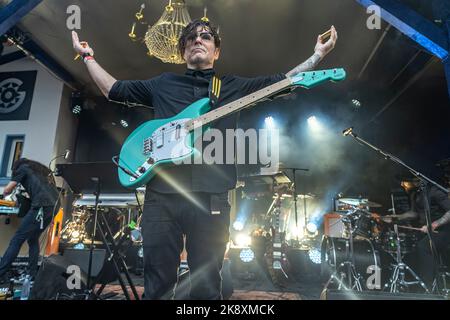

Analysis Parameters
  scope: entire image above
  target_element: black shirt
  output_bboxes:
[11,164,59,208]
[413,186,450,230]
[109,69,286,193]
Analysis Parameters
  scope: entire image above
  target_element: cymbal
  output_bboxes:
[338,198,382,208]
[272,193,314,199]
[238,171,292,185]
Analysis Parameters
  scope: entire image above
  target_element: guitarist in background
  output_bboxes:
[0,158,60,282]
[72,19,337,299]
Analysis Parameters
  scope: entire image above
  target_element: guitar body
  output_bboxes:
[118,98,211,188]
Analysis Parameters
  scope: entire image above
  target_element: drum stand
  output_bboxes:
[324,214,363,291]
[431,254,450,296]
[384,224,429,293]
[432,268,450,296]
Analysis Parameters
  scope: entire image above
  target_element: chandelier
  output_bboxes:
[129,1,192,64]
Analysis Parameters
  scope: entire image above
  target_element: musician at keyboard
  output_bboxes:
[0,158,60,281]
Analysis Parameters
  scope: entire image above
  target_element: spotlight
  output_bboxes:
[73,243,85,250]
[351,99,362,109]
[308,248,321,264]
[232,220,244,231]
[307,116,321,131]
[264,116,276,129]
[137,246,144,258]
[72,104,82,114]
[120,119,129,128]
[71,230,80,239]
[131,228,142,242]
[235,233,251,247]
[71,91,83,115]
[306,222,318,234]
[239,248,255,263]
[289,226,304,239]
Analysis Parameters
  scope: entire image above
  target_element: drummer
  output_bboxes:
[383,175,450,287]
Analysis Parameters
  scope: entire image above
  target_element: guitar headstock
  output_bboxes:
[290,68,346,88]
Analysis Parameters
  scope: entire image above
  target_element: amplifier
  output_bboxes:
[323,213,344,237]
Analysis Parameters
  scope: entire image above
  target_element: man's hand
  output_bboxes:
[286,25,338,77]
[381,216,393,224]
[420,222,439,233]
[314,26,337,59]
[2,181,17,198]
[72,31,94,57]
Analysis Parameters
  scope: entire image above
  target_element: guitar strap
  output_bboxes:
[208,75,222,108]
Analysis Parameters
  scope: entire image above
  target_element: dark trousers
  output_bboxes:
[414,229,450,287]
[142,191,230,300]
[0,206,55,278]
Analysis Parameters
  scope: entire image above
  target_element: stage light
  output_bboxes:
[131,228,142,242]
[264,116,276,129]
[71,230,80,239]
[233,220,244,231]
[120,119,129,128]
[239,248,255,263]
[307,116,321,131]
[290,225,305,239]
[306,222,318,234]
[71,91,83,115]
[235,233,251,247]
[73,243,85,250]
[72,104,82,114]
[138,246,144,258]
[351,99,362,109]
[308,248,321,264]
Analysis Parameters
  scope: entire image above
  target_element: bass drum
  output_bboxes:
[321,236,389,290]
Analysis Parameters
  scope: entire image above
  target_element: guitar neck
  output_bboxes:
[184,77,292,131]
[184,68,346,132]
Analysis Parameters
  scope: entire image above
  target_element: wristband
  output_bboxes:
[83,55,95,63]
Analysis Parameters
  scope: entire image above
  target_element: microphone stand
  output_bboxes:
[343,127,448,290]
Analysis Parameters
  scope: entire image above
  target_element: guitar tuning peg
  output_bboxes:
[129,22,137,40]
[136,4,145,20]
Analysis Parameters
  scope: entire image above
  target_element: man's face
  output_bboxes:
[401,181,419,193]
[183,26,220,69]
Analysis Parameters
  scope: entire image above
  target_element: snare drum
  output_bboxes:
[343,210,380,239]
[354,212,377,238]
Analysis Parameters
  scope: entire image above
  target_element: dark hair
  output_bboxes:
[12,158,55,185]
[178,19,221,58]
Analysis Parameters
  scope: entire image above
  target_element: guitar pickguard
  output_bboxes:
[130,118,193,182]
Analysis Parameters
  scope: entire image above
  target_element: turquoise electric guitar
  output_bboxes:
[117,68,346,188]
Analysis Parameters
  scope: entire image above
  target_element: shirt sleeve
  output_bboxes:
[431,187,450,212]
[233,73,287,96]
[11,165,26,183]
[108,75,162,107]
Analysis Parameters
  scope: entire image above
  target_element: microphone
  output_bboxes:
[64,149,70,160]
[342,127,353,136]
[48,149,71,170]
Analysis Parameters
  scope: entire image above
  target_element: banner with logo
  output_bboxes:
[0,71,37,121]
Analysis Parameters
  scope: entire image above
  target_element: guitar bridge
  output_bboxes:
[143,137,153,155]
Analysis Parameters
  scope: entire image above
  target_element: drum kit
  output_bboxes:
[321,197,429,293]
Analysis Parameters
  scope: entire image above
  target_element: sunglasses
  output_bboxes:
[186,31,214,42]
